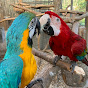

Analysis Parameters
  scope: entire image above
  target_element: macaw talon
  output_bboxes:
[70,61,77,74]
[53,55,62,67]
[26,78,44,88]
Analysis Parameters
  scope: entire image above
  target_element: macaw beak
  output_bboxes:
[42,18,54,36]
[28,17,40,47]
[35,17,40,35]
[29,17,40,39]
[43,26,54,36]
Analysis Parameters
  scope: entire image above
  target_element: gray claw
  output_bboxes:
[70,61,77,74]
[53,55,62,66]
[26,78,43,88]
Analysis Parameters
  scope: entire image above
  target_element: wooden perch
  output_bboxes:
[64,12,88,23]
[18,3,30,6]
[59,9,84,15]
[0,9,87,23]
[30,48,86,88]
[11,4,45,16]
[13,7,25,13]
[0,17,16,23]
[25,4,54,9]
[13,3,84,15]
[75,12,88,21]
[32,48,85,76]
[11,4,42,16]
[39,7,54,10]
[31,65,59,88]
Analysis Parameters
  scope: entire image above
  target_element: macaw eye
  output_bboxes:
[28,19,34,29]
[31,20,34,25]
[56,18,60,22]
[31,21,33,23]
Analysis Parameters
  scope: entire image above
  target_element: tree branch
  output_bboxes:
[11,4,42,16]
[32,48,85,76]
[64,12,88,23]
[0,17,16,23]
[59,9,84,15]
[30,48,86,88]
[31,65,59,88]
[25,4,54,9]
[75,12,88,21]
[17,3,30,6]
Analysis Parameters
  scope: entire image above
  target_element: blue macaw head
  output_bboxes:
[4,12,40,59]
[28,16,40,47]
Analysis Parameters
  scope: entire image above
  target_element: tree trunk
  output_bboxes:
[72,21,79,34]
[70,0,73,17]
[53,0,61,15]
[85,1,88,50]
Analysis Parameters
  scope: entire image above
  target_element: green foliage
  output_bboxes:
[73,0,86,11]
[62,0,71,9]
[62,0,87,26]
[62,0,86,11]
[80,18,85,26]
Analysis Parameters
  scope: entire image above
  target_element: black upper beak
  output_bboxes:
[43,26,54,36]
[36,18,41,35]
[28,17,40,47]
[43,18,54,36]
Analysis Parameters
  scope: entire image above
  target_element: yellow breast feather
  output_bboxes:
[19,29,37,88]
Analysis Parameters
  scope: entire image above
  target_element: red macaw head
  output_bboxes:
[39,11,70,36]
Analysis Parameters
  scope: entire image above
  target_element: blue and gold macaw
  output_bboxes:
[0,12,40,88]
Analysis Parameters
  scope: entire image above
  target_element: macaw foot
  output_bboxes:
[70,61,77,74]
[53,55,62,67]
[26,78,43,88]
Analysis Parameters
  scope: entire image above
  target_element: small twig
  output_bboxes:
[0,17,16,23]
[11,4,41,15]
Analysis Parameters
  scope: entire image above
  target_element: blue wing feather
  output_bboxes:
[0,55,23,88]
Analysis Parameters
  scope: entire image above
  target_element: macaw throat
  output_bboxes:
[28,37,33,47]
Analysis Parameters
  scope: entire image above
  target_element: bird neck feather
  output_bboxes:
[19,29,32,62]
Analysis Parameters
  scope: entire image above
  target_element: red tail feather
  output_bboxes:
[82,57,88,66]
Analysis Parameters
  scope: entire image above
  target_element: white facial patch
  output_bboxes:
[28,18,37,38]
[39,14,61,36]
[51,25,60,36]
[29,28,35,38]
[50,16,61,36]
[39,14,50,30]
